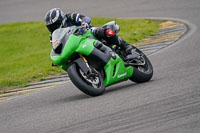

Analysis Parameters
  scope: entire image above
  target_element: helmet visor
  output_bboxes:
[46,20,62,33]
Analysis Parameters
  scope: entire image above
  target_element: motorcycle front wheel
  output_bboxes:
[67,63,105,96]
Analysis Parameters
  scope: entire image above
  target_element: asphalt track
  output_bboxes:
[0,0,200,133]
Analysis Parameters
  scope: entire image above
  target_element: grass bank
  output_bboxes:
[0,18,161,91]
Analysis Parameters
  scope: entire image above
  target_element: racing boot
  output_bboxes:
[117,37,141,61]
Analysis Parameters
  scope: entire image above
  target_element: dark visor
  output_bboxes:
[47,21,62,33]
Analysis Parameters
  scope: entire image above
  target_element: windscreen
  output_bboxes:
[51,26,80,52]
[52,26,78,43]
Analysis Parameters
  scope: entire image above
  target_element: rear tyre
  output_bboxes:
[67,63,105,96]
[129,47,153,83]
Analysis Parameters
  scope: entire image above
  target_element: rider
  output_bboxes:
[44,8,136,60]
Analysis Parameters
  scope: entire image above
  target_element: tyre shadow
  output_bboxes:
[62,93,91,102]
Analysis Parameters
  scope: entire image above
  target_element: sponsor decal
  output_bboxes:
[53,40,59,47]
[82,44,86,48]
[117,72,127,78]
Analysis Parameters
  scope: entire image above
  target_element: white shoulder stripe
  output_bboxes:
[76,13,80,23]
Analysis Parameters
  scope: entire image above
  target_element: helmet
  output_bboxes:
[45,8,65,32]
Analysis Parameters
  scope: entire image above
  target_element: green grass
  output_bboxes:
[0,18,161,90]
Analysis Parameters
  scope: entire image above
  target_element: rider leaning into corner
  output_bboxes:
[44,8,138,61]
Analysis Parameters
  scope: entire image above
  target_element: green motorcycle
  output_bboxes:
[51,21,153,96]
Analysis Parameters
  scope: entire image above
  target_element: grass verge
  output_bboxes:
[0,18,161,91]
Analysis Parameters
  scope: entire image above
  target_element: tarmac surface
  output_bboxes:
[0,0,200,133]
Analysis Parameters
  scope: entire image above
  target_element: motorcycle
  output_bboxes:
[50,21,153,96]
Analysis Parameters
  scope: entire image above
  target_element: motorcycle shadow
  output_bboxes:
[105,79,155,94]
[105,81,136,94]
[61,80,154,103]
[60,82,135,102]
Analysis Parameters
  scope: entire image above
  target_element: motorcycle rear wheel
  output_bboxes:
[129,47,153,83]
[67,63,105,96]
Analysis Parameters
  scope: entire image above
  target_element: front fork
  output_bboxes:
[78,54,100,80]
[79,54,92,74]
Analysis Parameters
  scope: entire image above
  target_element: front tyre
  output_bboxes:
[67,63,105,96]
[129,47,153,83]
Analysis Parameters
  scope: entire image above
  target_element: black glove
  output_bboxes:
[81,22,89,29]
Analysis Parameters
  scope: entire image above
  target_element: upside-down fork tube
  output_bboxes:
[73,55,90,74]
[79,54,91,72]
